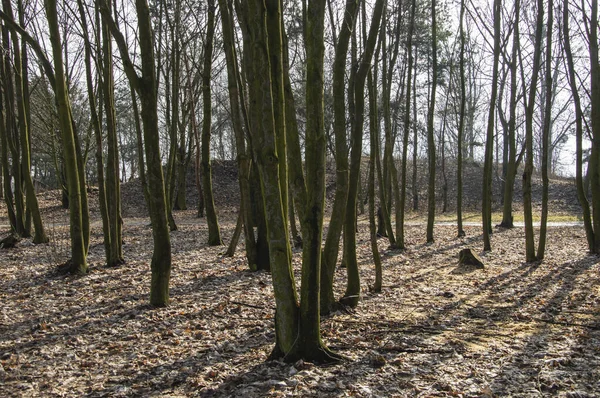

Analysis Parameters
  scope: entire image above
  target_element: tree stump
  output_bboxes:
[0,235,20,249]
[458,248,484,269]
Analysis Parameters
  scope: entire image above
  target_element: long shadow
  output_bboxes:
[488,254,600,395]
[339,242,598,395]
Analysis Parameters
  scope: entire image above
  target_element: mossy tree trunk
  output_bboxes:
[45,0,88,273]
[236,0,298,354]
[11,0,47,243]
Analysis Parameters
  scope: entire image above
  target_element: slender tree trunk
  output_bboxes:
[537,0,553,260]
[217,0,258,269]
[1,15,25,236]
[426,0,438,243]
[102,0,172,305]
[563,0,595,251]
[367,69,382,292]
[102,1,124,266]
[411,52,418,213]
[379,6,398,247]
[522,0,544,262]
[341,0,384,308]
[398,0,417,249]
[482,0,501,252]
[202,0,223,246]
[320,0,359,315]
[500,0,520,229]
[45,0,88,273]
[8,0,46,243]
[78,0,110,262]
[589,0,600,253]
[294,0,340,362]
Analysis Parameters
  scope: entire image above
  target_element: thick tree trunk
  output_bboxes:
[236,0,298,355]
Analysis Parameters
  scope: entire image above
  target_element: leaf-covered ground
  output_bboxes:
[1,195,599,397]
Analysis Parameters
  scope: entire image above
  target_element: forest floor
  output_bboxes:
[1,167,599,397]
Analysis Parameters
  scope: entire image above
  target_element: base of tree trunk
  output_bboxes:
[457,248,484,269]
[498,216,514,229]
[0,235,20,249]
[269,340,344,364]
[106,258,126,268]
[56,258,88,275]
[339,294,359,308]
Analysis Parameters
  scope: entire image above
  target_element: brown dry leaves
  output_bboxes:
[1,207,599,397]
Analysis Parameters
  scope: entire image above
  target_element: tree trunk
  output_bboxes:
[341,0,384,308]
[320,0,359,315]
[482,0,501,252]
[102,1,124,266]
[45,0,88,273]
[589,0,600,254]
[217,0,258,269]
[537,0,553,260]
[563,0,595,251]
[367,69,382,292]
[201,0,222,246]
[426,0,438,243]
[236,0,298,355]
[78,0,110,263]
[499,0,520,229]
[398,0,417,249]
[522,0,544,262]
